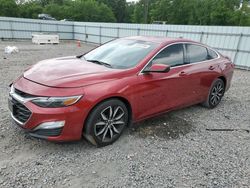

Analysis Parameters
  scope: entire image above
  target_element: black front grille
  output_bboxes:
[32,128,63,137]
[12,98,32,124]
[14,88,35,98]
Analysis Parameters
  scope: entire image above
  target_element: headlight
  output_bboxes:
[32,96,82,108]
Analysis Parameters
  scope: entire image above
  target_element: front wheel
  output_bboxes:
[202,78,225,108]
[84,99,129,147]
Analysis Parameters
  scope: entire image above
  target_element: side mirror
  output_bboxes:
[143,64,170,73]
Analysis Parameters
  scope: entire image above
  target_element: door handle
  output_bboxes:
[179,71,186,76]
[209,66,215,70]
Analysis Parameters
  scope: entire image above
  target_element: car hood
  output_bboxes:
[24,56,120,88]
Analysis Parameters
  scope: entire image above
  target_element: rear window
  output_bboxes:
[186,44,208,63]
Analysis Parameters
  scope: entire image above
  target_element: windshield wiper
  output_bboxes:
[86,59,112,68]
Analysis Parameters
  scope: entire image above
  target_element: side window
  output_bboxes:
[186,44,208,63]
[151,44,184,67]
[207,48,218,59]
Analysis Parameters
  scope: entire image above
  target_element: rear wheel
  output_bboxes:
[84,99,129,147]
[202,78,225,108]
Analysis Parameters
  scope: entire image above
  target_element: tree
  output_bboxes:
[19,2,43,19]
[231,0,250,26]
[66,0,116,22]
[148,0,247,26]
[188,0,213,25]
[132,1,144,23]
[97,0,126,22]
[0,0,18,17]
[43,3,67,20]
[132,0,159,23]
[0,0,250,25]
[210,0,238,25]
[124,2,136,23]
[150,0,173,23]
[36,0,66,7]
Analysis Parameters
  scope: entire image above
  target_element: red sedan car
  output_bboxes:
[9,36,234,146]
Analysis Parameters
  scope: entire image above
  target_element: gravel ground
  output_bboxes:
[0,41,250,188]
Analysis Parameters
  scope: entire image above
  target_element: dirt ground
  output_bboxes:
[0,41,250,188]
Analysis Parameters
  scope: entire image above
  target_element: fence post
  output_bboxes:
[199,32,204,42]
[72,23,74,40]
[137,28,140,36]
[10,20,14,39]
[56,23,59,34]
[84,25,87,43]
[117,27,120,38]
[166,30,168,37]
[233,33,243,64]
[99,26,102,45]
[39,21,42,33]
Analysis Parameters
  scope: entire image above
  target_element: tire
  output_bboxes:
[84,99,129,147]
[202,78,225,109]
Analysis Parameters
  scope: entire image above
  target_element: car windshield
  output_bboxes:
[83,39,158,69]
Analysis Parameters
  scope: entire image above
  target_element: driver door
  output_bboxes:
[134,43,196,120]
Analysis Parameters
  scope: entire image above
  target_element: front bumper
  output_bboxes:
[9,96,86,141]
[8,79,91,142]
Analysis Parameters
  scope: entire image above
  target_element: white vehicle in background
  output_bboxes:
[60,19,73,22]
[38,14,56,20]
[152,21,167,25]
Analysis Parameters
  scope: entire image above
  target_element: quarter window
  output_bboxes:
[151,44,184,67]
[208,48,218,59]
[186,44,208,63]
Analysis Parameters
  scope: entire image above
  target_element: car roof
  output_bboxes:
[124,36,196,45]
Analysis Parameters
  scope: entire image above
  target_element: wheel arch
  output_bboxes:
[109,96,133,127]
[218,75,227,88]
[83,96,133,133]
